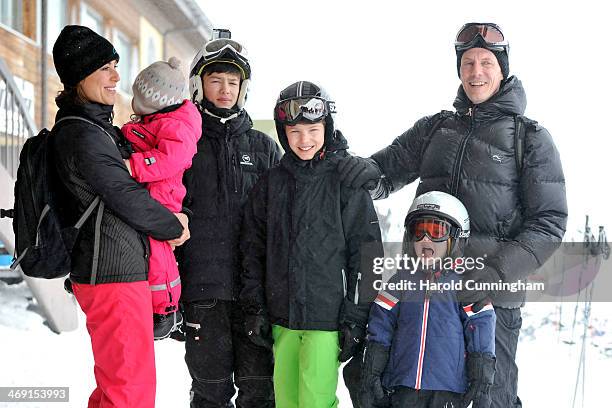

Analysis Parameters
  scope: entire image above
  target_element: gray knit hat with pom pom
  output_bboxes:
[132,57,187,115]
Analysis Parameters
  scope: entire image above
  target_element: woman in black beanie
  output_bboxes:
[51,25,189,408]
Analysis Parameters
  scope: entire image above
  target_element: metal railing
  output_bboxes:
[0,57,37,179]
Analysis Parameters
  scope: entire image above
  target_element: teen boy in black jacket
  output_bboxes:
[178,38,281,407]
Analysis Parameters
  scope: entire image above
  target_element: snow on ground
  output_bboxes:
[1,280,611,407]
[0,280,352,408]
[515,303,612,407]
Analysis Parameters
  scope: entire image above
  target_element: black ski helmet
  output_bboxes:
[273,81,337,157]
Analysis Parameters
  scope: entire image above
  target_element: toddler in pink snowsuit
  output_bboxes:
[122,57,202,340]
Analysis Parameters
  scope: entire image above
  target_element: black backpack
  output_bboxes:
[423,110,537,175]
[10,116,110,279]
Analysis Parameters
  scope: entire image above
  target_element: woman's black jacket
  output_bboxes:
[53,99,183,285]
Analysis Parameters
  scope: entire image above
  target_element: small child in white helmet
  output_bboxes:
[121,57,201,340]
[362,191,496,408]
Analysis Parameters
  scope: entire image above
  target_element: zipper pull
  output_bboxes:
[467,107,473,117]
[354,272,362,305]
[232,154,238,193]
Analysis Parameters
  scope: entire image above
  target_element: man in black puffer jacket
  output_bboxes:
[339,23,567,408]
[177,38,281,407]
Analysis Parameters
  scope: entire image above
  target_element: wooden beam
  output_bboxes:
[22,0,37,40]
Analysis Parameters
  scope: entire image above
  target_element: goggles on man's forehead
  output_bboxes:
[408,217,457,242]
[454,23,508,52]
[275,97,336,124]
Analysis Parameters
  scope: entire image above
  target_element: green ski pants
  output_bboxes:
[272,325,340,408]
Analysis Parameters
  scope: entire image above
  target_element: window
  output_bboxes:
[47,0,67,45]
[0,0,23,33]
[139,17,163,69]
[114,30,135,94]
[80,3,103,35]
[144,36,158,67]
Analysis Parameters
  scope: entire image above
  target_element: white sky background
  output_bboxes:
[197,0,611,239]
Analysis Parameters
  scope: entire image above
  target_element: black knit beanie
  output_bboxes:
[456,37,509,80]
[53,25,120,87]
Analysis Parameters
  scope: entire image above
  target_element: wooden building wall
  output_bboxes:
[1,0,203,130]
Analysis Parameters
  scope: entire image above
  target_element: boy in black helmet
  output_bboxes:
[240,80,384,407]
[178,37,281,407]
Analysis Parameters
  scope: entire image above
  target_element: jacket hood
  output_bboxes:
[453,76,527,121]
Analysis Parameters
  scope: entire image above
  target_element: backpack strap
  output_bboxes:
[514,115,538,176]
[74,196,101,229]
[54,115,116,146]
[420,110,454,158]
[53,116,111,285]
[89,201,105,285]
[514,115,525,176]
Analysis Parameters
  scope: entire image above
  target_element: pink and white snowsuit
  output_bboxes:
[122,100,201,314]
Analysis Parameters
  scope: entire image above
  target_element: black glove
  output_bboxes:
[338,323,366,362]
[245,314,273,350]
[360,342,390,407]
[463,353,496,408]
[337,155,382,190]
[457,265,502,306]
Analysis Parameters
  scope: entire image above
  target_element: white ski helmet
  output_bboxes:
[404,191,470,258]
[189,38,251,109]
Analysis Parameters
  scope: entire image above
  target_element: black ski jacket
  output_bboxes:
[241,134,384,330]
[371,77,567,307]
[177,110,282,302]
[53,100,183,285]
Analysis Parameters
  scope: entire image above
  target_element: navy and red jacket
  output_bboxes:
[367,268,496,394]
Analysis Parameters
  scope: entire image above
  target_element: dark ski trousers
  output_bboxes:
[184,299,275,408]
[491,306,523,408]
[389,387,462,408]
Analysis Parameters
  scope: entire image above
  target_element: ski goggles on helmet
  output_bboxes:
[204,39,246,56]
[192,39,250,80]
[454,23,508,52]
[275,97,336,125]
[407,217,457,242]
